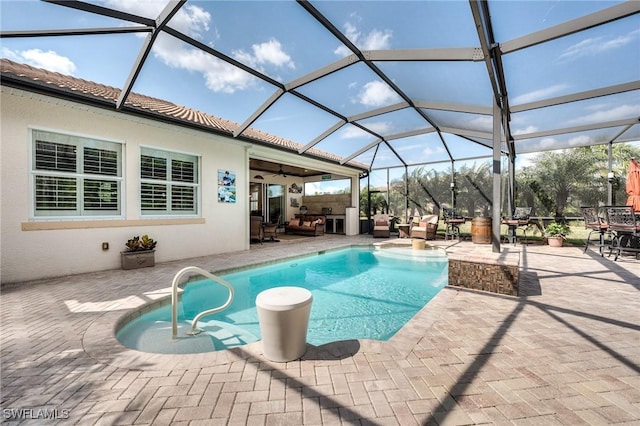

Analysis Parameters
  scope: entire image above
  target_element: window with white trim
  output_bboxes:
[31,129,122,217]
[140,148,199,215]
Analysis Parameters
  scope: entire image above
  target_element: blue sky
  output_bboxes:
[1,0,639,170]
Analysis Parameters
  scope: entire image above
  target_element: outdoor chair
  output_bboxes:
[580,206,611,256]
[263,215,280,242]
[410,215,439,240]
[250,215,264,244]
[605,206,640,261]
[502,207,532,245]
[372,214,391,238]
[443,208,465,240]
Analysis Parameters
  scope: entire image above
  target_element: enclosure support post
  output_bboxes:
[608,141,614,205]
[404,165,409,223]
[492,101,502,253]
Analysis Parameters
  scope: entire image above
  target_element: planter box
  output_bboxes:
[121,250,155,270]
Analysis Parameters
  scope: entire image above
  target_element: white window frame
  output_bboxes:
[29,128,124,220]
[140,146,200,217]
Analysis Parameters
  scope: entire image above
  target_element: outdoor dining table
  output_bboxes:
[501,218,529,245]
[605,206,640,261]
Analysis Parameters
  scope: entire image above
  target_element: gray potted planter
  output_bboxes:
[121,235,157,270]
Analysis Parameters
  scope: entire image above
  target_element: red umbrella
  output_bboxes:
[626,158,640,212]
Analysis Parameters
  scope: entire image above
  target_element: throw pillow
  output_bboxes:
[302,221,311,227]
[289,218,299,226]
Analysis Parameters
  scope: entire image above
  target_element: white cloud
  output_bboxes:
[422,145,445,157]
[153,35,254,93]
[105,0,292,92]
[511,84,569,105]
[512,125,539,136]
[559,28,640,62]
[357,81,401,107]
[466,115,493,132]
[567,135,593,147]
[363,121,393,135]
[538,137,559,150]
[234,39,294,70]
[515,152,537,168]
[567,104,640,126]
[2,48,76,75]
[173,4,212,38]
[334,18,392,56]
[340,125,372,139]
[105,1,212,39]
[104,0,165,16]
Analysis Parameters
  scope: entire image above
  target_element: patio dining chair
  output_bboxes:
[443,208,465,240]
[502,207,532,245]
[605,206,640,261]
[580,206,610,256]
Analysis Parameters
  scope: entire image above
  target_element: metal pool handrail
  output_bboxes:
[171,266,234,339]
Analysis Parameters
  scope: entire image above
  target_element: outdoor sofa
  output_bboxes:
[285,215,326,236]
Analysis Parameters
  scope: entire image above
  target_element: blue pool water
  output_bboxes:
[116,246,448,354]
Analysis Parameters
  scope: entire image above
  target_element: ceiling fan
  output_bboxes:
[272,164,287,178]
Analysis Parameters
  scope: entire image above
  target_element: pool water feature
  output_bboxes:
[116,245,448,354]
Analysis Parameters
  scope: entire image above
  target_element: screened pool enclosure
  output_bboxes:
[2,1,639,249]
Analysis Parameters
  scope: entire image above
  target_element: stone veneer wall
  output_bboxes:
[301,194,352,215]
[447,253,520,296]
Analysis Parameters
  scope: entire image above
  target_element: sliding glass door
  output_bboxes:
[250,182,284,226]
[267,184,285,226]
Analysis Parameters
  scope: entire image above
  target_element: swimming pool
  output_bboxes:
[116,245,448,354]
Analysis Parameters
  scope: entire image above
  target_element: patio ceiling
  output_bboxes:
[1,0,639,172]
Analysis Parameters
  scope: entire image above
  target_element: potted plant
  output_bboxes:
[545,222,571,247]
[121,234,157,269]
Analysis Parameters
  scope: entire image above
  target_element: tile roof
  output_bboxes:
[0,59,364,170]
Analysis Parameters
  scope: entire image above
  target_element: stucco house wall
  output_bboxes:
[1,87,250,284]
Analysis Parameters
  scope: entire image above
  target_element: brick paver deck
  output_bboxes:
[2,235,639,425]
